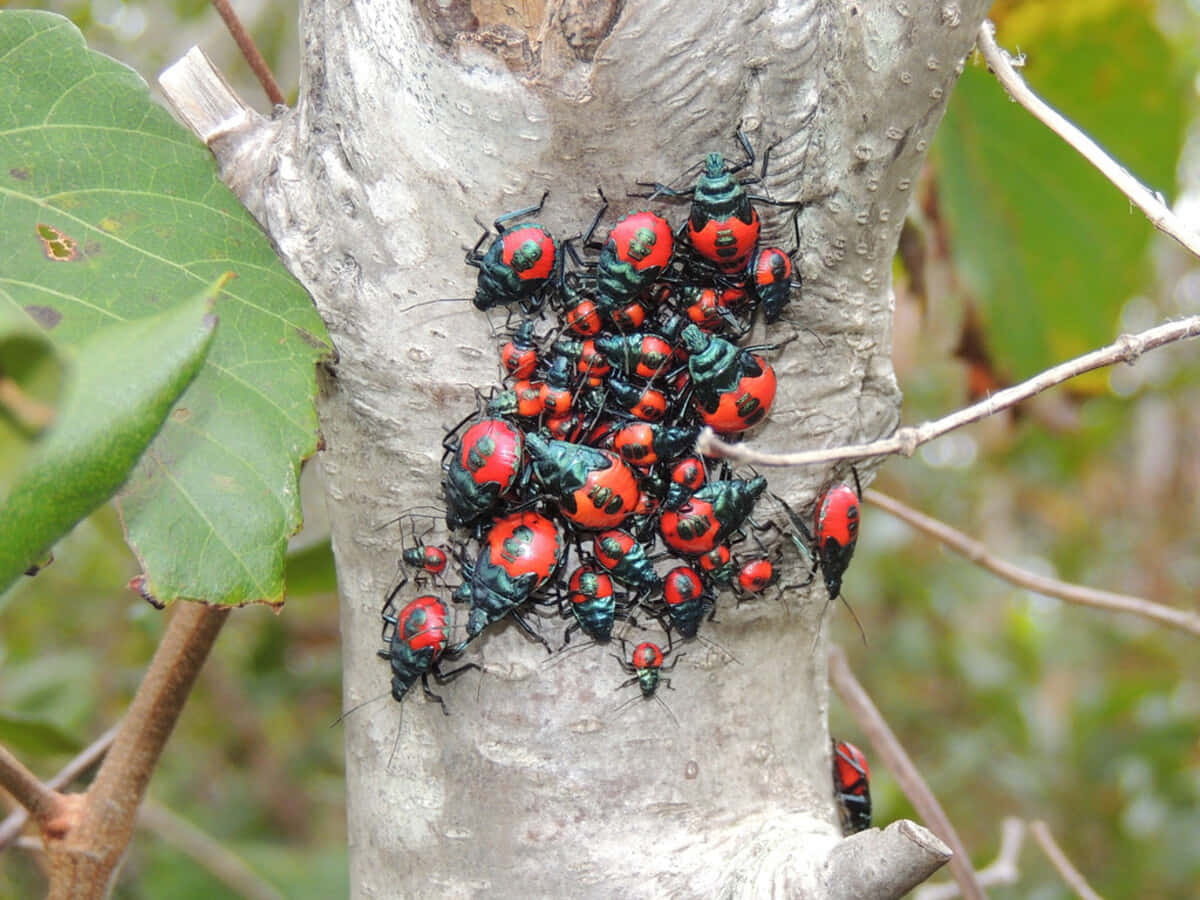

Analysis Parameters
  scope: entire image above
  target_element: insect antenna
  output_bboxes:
[330,690,390,727]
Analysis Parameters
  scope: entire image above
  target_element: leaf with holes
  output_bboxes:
[0,11,332,606]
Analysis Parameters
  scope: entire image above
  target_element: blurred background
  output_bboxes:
[2,0,1198,896]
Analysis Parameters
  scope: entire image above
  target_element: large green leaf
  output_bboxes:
[933,6,1186,385]
[0,11,332,606]
[0,286,217,593]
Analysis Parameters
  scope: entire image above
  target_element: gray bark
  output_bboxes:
[163,0,990,895]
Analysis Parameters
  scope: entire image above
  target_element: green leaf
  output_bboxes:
[0,11,332,605]
[0,709,82,756]
[0,285,217,593]
[933,7,1186,385]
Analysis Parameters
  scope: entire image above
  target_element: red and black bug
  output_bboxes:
[606,374,669,422]
[832,738,872,834]
[524,434,640,530]
[593,528,662,595]
[466,192,559,314]
[679,324,777,434]
[441,416,525,530]
[591,202,675,317]
[746,244,796,324]
[660,475,767,555]
[562,563,629,644]
[661,565,715,639]
[780,470,862,601]
[500,318,540,380]
[611,422,698,469]
[453,511,565,649]
[609,637,684,726]
[379,590,479,713]
[402,543,449,578]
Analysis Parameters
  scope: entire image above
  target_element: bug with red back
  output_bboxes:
[772,473,868,646]
[379,583,479,713]
[466,192,560,315]
[610,635,683,726]
[832,738,872,834]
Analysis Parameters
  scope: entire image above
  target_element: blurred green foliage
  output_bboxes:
[3,0,1199,897]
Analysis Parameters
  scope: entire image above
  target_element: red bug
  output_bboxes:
[466,193,559,313]
[832,738,872,834]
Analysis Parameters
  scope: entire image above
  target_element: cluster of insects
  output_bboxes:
[376,132,873,834]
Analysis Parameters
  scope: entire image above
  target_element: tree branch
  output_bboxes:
[209,0,285,107]
[1029,820,1104,900]
[865,489,1200,638]
[828,645,986,900]
[0,745,70,839]
[45,602,229,896]
[976,21,1200,260]
[699,315,1200,467]
[0,722,119,851]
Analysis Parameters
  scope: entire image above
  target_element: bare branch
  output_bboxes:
[865,489,1200,638]
[976,21,1200,260]
[915,817,1025,900]
[828,645,987,900]
[0,722,119,851]
[208,0,285,107]
[139,801,284,900]
[699,315,1200,467]
[0,745,68,838]
[1029,820,1105,900]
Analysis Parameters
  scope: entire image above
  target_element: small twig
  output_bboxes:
[0,745,67,838]
[828,645,987,900]
[1029,820,1105,900]
[139,801,284,900]
[865,489,1200,639]
[915,817,1025,899]
[0,722,120,851]
[209,0,286,106]
[976,21,1200,260]
[698,315,1200,467]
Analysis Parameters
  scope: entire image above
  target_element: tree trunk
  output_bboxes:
[170,0,991,894]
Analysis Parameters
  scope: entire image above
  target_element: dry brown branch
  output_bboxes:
[976,21,1200,259]
[699,315,1200,467]
[1029,820,1105,900]
[865,489,1200,638]
[828,645,986,900]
